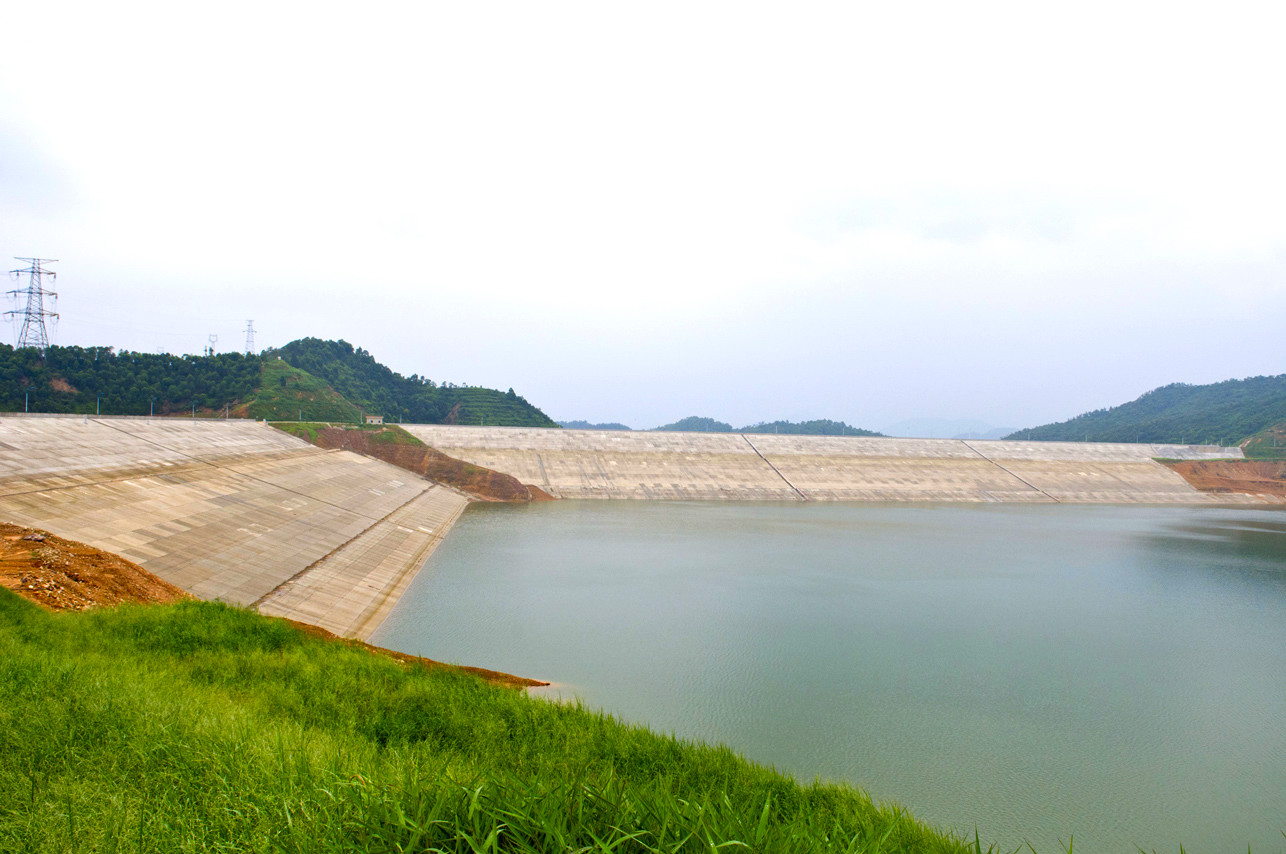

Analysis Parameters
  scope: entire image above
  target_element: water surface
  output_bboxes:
[372,502,1286,852]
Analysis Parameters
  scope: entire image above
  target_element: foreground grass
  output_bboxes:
[0,590,969,853]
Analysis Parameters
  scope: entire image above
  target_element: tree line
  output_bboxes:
[0,344,261,415]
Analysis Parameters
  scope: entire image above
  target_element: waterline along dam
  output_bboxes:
[0,416,1268,639]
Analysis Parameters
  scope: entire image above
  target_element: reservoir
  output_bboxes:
[371,502,1286,852]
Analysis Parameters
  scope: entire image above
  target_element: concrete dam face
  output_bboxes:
[400,426,1254,504]
[0,416,467,639]
[0,417,1266,640]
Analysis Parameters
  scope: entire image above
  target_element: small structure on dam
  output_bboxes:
[0,415,467,639]
[400,425,1263,504]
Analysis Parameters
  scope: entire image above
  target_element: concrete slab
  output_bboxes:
[0,415,465,637]
[404,425,1259,504]
[256,486,470,639]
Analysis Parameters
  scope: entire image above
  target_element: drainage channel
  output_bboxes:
[741,435,809,501]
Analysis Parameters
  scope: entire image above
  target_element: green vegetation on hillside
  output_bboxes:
[0,344,260,415]
[653,416,736,433]
[742,419,883,437]
[653,416,884,436]
[1240,423,1286,460]
[0,590,968,853]
[558,420,633,430]
[273,338,558,427]
[246,359,365,422]
[274,421,427,447]
[1008,375,1286,445]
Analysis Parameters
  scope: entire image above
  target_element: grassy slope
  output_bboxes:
[0,590,968,853]
[245,359,364,423]
[1241,422,1286,460]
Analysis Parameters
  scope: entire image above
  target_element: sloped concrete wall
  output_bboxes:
[0,416,467,638]
[402,425,1258,504]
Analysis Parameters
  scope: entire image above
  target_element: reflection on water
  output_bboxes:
[372,503,1286,853]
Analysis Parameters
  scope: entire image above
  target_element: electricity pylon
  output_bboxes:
[6,257,58,351]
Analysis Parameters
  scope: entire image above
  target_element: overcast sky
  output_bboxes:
[2,2,1283,433]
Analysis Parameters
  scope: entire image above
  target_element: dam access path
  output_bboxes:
[0,415,468,639]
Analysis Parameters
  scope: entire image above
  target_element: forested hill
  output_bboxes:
[1008,374,1286,446]
[272,338,557,427]
[742,419,883,437]
[0,344,261,415]
[653,415,884,436]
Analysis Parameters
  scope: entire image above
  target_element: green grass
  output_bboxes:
[365,424,428,446]
[0,590,972,853]
[1241,423,1286,460]
[247,360,365,423]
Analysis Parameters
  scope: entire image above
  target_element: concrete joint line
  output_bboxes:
[250,486,454,610]
[741,434,808,501]
[961,440,1060,503]
[346,493,470,640]
[95,419,390,520]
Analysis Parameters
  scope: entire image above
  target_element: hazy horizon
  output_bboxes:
[4,3,1282,433]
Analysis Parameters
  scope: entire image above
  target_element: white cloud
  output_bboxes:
[3,1,1284,427]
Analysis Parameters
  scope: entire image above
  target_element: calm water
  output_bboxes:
[371,502,1286,852]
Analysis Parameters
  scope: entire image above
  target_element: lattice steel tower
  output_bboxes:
[6,257,59,351]
[244,320,255,354]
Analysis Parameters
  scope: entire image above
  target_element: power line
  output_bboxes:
[6,257,59,351]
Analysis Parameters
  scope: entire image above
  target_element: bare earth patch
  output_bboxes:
[1,522,190,610]
[1163,460,1286,499]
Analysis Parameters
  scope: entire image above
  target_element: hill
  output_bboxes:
[653,415,735,432]
[1009,374,1286,446]
[244,359,364,422]
[654,415,884,436]
[272,338,557,427]
[742,419,883,437]
[558,420,633,430]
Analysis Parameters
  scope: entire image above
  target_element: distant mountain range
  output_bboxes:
[882,418,1017,440]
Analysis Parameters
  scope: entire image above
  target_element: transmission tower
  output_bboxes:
[244,320,255,355]
[205,333,218,357]
[6,257,58,351]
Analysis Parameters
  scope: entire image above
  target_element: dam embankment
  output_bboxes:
[400,425,1270,504]
[0,415,468,639]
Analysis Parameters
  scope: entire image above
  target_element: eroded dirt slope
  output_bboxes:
[1,522,191,610]
[309,426,554,502]
[1163,460,1286,499]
